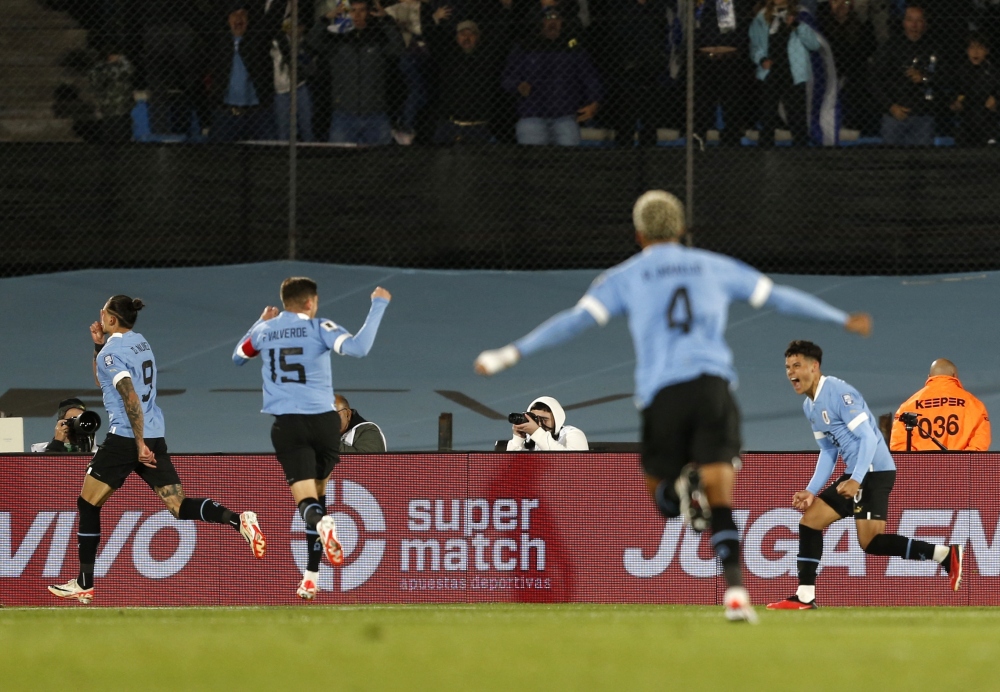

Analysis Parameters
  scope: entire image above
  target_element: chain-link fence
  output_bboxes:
[3,0,1000,276]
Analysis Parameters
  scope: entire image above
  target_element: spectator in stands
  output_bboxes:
[308,0,406,145]
[385,0,430,144]
[424,12,510,144]
[749,0,833,146]
[32,398,97,454]
[819,0,879,134]
[208,2,283,142]
[89,47,135,144]
[272,17,317,141]
[869,5,939,146]
[502,8,602,146]
[950,32,1000,146]
[889,358,991,451]
[597,0,671,147]
[506,396,589,451]
[141,3,201,136]
[335,394,387,452]
[686,0,757,146]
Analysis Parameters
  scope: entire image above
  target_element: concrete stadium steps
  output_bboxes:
[0,0,86,142]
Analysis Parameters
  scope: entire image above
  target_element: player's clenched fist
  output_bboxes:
[372,287,392,302]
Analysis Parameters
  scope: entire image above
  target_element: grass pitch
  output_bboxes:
[2,605,998,691]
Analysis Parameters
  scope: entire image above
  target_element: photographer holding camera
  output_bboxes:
[506,396,589,451]
[36,397,100,453]
[889,359,991,452]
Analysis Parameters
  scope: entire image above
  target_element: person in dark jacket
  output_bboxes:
[207,1,283,142]
[869,4,940,146]
[950,32,1000,146]
[335,395,387,452]
[501,8,602,145]
[597,0,671,147]
[818,0,877,134]
[424,8,511,144]
[308,0,407,145]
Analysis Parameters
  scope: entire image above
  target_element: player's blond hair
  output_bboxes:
[632,190,685,241]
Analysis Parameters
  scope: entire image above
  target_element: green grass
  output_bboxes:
[2,605,998,690]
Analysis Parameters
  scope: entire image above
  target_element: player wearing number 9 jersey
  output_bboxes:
[475,190,873,623]
[49,295,266,606]
[233,277,391,600]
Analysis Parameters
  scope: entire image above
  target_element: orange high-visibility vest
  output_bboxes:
[890,376,991,451]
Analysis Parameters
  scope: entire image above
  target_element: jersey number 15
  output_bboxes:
[269,347,306,384]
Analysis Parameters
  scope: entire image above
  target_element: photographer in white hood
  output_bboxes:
[506,396,589,451]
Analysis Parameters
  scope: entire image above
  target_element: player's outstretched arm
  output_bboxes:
[764,284,872,336]
[335,288,391,358]
[232,306,277,366]
[475,305,599,376]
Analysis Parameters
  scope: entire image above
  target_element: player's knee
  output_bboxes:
[861,534,881,553]
[653,479,680,519]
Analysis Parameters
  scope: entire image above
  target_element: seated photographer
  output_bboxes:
[336,394,387,453]
[33,398,99,453]
[506,396,588,451]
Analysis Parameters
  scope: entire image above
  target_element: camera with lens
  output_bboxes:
[62,410,101,448]
[899,412,920,427]
[508,412,541,426]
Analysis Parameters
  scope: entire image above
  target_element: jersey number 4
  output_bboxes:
[269,347,306,384]
[667,287,693,334]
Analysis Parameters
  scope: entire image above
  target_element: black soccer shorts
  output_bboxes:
[640,374,742,482]
[818,471,896,521]
[270,411,341,485]
[87,434,181,490]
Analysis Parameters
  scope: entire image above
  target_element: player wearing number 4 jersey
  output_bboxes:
[475,190,872,623]
[234,277,391,600]
[767,341,963,611]
[49,295,265,606]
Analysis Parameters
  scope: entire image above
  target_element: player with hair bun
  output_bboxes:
[476,190,872,622]
[48,294,266,605]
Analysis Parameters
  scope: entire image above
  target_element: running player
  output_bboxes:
[233,277,390,600]
[49,295,265,605]
[475,190,872,623]
[768,340,963,610]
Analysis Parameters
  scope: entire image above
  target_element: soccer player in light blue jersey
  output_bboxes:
[49,295,266,605]
[476,190,872,622]
[767,340,963,610]
[234,276,390,600]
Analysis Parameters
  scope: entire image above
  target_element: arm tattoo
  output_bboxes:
[116,376,144,441]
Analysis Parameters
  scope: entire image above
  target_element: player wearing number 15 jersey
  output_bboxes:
[49,295,265,606]
[476,190,872,623]
[233,277,391,600]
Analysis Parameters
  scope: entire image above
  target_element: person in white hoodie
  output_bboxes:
[506,396,589,451]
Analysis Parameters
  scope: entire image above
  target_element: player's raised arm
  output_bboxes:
[475,298,605,376]
[90,321,104,387]
[232,306,278,366]
[327,287,391,358]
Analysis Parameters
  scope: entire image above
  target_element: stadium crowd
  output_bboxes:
[68,0,1000,145]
